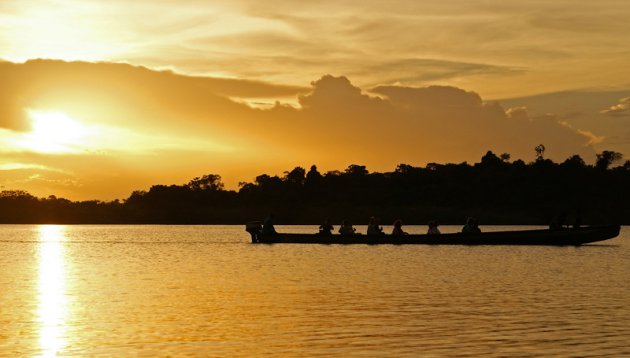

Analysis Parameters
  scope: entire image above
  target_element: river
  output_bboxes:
[1,225,629,356]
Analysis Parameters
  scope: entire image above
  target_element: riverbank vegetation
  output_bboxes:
[1,149,629,224]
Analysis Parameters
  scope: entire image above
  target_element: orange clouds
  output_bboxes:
[0,60,615,200]
[601,97,630,117]
[288,76,596,163]
[3,1,630,99]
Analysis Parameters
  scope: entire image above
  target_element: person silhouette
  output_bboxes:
[319,218,334,235]
[462,217,481,234]
[338,220,356,236]
[391,219,408,236]
[262,213,277,235]
[367,216,384,235]
[427,220,441,235]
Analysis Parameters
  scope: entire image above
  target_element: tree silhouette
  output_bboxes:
[305,165,323,185]
[284,166,306,185]
[479,151,504,168]
[187,174,224,191]
[535,144,546,161]
[345,164,368,176]
[1,151,629,224]
[595,151,623,170]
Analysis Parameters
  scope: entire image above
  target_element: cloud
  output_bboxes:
[601,97,630,117]
[367,84,596,162]
[0,59,304,131]
[372,84,484,110]
[260,76,597,165]
[526,5,630,34]
[298,75,384,111]
[0,61,608,200]
[0,62,29,131]
[0,154,82,197]
[0,162,67,173]
[3,0,630,99]
[505,106,529,121]
[357,58,523,87]
[576,129,605,145]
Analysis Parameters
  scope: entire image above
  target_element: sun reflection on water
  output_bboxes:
[37,225,68,357]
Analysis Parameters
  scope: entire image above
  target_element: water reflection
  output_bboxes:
[0,225,622,356]
[37,225,68,357]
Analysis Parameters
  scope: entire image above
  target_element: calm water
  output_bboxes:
[1,225,629,356]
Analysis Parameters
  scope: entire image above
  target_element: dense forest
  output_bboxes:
[1,148,629,225]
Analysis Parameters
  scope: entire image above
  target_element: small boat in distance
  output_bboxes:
[245,223,620,246]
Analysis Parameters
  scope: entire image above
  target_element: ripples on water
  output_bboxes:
[1,225,629,356]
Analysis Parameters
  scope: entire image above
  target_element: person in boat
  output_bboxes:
[462,217,481,234]
[338,220,356,236]
[367,216,384,235]
[319,218,334,235]
[427,220,441,235]
[549,213,566,230]
[391,219,408,236]
[261,214,277,235]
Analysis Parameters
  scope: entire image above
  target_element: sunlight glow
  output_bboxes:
[1,3,122,63]
[17,111,92,154]
[4,109,234,157]
[37,225,68,357]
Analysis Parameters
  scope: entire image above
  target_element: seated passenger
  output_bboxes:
[367,216,384,235]
[338,220,356,236]
[391,219,408,236]
[427,220,441,235]
[319,218,334,235]
[461,217,481,234]
[261,214,277,235]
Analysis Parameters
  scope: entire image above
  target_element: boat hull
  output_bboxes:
[249,225,620,246]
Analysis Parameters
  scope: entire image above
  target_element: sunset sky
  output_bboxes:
[1,0,629,200]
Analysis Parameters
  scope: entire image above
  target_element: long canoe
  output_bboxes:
[246,224,620,246]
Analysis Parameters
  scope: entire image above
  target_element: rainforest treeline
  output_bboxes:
[1,149,629,225]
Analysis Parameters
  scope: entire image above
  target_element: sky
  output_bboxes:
[1,0,629,200]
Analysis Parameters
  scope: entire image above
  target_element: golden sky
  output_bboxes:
[1,0,629,200]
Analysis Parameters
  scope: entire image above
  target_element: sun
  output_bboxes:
[17,110,92,154]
